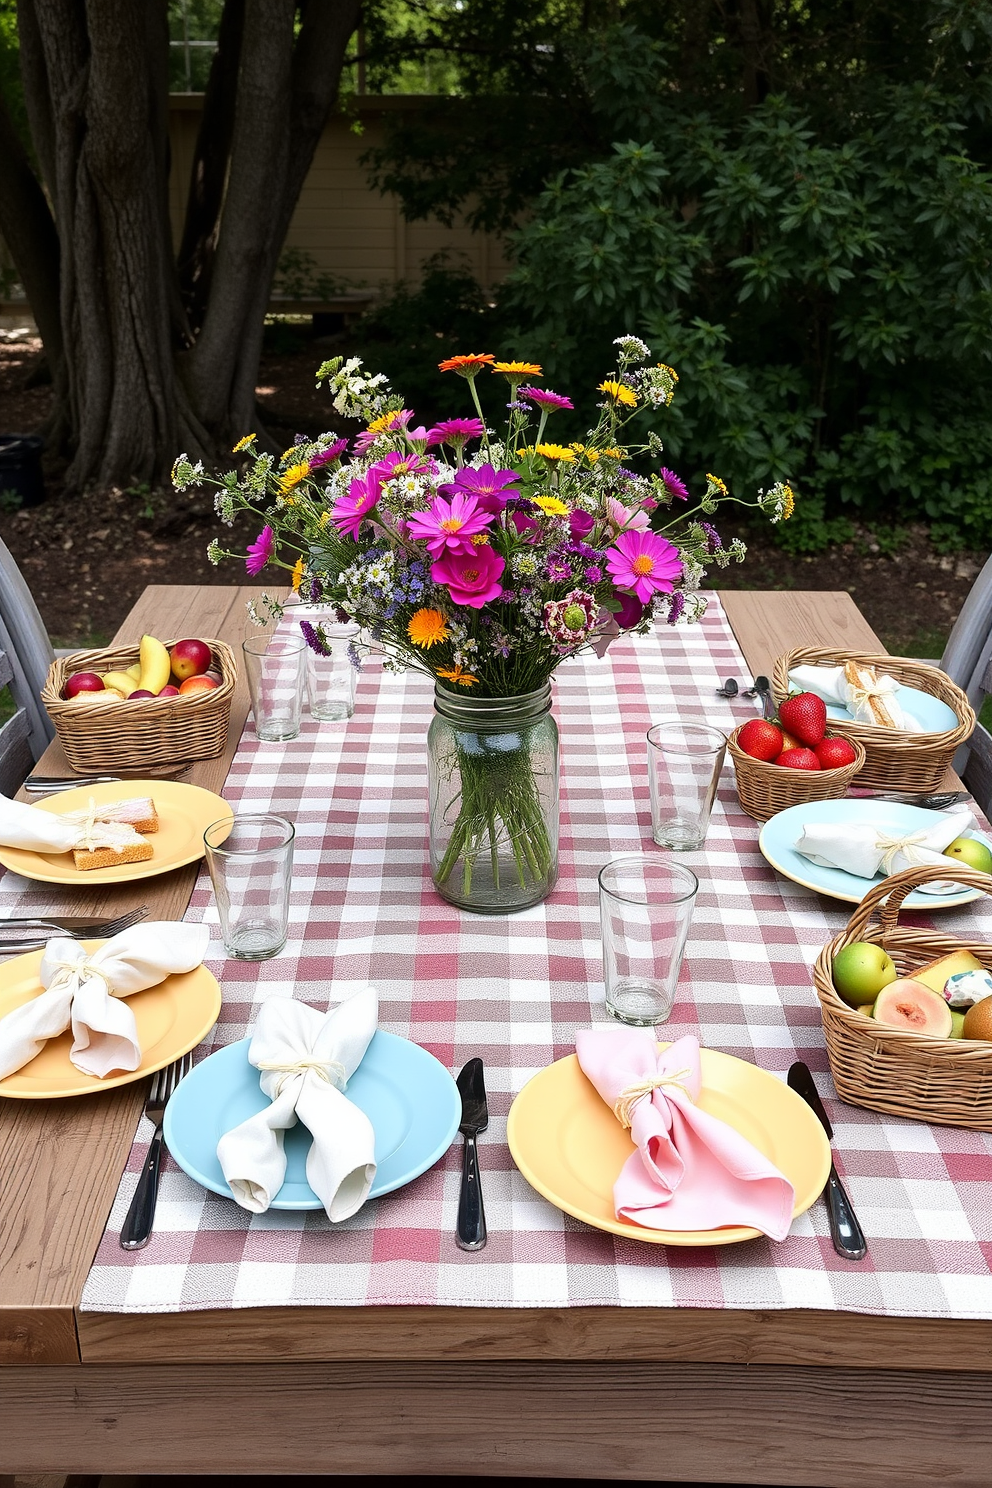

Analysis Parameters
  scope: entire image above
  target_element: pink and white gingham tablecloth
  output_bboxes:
[40,597,990,1317]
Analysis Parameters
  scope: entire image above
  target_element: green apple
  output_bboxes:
[832,941,897,1008]
[943,836,992,874]
[949,1009,966,1039]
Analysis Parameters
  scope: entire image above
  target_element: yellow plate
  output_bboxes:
[506,1046,831,1246]
[0,941,222,1098]
[0,780,234,886]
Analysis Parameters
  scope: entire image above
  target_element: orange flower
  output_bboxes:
[492,360,542,378]
[437,663,479,686]
[291,557,305,592]
[438,353,496,378]
[407,608,450,649]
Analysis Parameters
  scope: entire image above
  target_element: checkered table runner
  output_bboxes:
[63,598,992,1317]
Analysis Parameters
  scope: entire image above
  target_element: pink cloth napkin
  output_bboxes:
[575,1029,796,1239]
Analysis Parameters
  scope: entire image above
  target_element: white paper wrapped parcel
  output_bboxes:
[787,664,923,732]
[217,989,378,1223]
[0,922,210,1079]
[794,806,975,893]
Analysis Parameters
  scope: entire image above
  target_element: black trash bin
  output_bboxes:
[0,433,46,509]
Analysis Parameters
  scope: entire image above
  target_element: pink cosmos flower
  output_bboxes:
[606,530,682,604]
[569,509,595,539]
[353,410,413,454]
[426,417,486,448]
[369,450,430,488]
[331,472,381,538]
[245,525,274,576]
[440,463,520,514]
[431,545,505,608]
[405,491,494,555]
[605,496,651,534]
[519,387,573,412]
[659,467,689,501]
[309,437,349,470]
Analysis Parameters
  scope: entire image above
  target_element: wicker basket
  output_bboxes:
[41,638,237,772]
[812,862,992,1129]
[773,646,975,793]
[728,724,865,822]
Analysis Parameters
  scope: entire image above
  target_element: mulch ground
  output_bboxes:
[1,330,984,655]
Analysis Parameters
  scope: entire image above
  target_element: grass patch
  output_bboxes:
[0,685,13,724]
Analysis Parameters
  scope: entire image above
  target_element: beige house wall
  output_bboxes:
[167,95,509,292]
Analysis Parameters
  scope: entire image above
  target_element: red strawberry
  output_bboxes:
[815,736,857,770]
[737,719,784,762]
[778,691,827,747]
[776,747,821,771]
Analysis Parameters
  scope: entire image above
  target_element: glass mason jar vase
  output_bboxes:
[427,683,560,914]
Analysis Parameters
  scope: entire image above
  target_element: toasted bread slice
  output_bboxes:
[843,661,899,728]
[95,797,159,834]
[73,837,154,871]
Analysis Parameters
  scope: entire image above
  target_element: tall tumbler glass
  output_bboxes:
[204,813,295,960]
[303,618,361,722]
[242,635,306,741]
[647,719,727,850]
[598,854,698,1026]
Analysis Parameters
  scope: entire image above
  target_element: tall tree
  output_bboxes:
[0,0,361,492]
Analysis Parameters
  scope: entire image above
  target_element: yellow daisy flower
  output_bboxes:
[408,608,450,649]
[602,447,626,459]
[279,461,310,494]
[492,360,542,378]
[532,494,571,517]
[706,472,729,497]
[232,433,257,453]
[598,379,637,407]
[291,557,305,592]
[534,443,576,463]
[437,663,478,686]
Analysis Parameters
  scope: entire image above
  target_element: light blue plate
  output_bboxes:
[164,1029,461,1209]
[815,681,958,733]
[758,799,990,908]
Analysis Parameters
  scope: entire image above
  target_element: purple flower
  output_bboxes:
[441,463,520,514]
[569,509,595,540]
[426,417,486,448]
[245,525,274,576]
[584,564,603,583]
[667,591,686,625]
[309,437,349,470]
[293,433,307,445]
[299,618,332,656]
[616,591,645,629]
[300,575,324,604]
[660,467,689,501]
[700,522,723,553]
[546,556,572,582]
[519,387,573,412]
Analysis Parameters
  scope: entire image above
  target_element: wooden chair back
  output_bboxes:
[0,533,55,759]
[0,638,35,792]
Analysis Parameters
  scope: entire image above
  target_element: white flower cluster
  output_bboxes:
[171,455,204,492]
[316,356,390,420]
[213,487,236,525]
[630,363,678,409]
[759,482,795,524]
[246,453,274,495]
[613,334,651,363]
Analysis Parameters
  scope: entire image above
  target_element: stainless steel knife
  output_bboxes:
[787,1060,867,1261]
[455,1058,488,1251]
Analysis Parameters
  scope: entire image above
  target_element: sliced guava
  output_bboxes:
[872,979,953,1037]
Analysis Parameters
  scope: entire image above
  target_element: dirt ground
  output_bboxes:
[0,329,985,655]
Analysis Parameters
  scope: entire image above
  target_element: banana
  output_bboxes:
[126,663,142,681]
[101,670,139,698]
[137,635,172,695]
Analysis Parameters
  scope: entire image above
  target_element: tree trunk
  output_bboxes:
[738,0,773,107]
[0,0,361,492]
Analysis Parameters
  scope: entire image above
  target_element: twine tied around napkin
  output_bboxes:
[844,673,899,716]
[217,990,379,1222]
[63,796,145,855]
[0,922,210,1081]
[613,1067,694,1129]
[874,829,933,875]
[794,806,974,893]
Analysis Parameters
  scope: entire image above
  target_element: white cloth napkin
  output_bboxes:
[0,791,146,855]
[788,665,923,731]
[0,921,210,1079]
[217,990,378,1223]
[794,806,974,893]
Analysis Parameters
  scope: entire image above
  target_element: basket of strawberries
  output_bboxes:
[728,691,866,821]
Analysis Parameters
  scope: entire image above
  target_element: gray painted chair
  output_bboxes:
[0,533,56,762]
[938,551,992,812]
[0,616,38,792]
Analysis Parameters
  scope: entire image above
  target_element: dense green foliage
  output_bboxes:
[362,2,992,551]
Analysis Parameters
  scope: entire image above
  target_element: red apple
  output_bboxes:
[128,689,157,699]
[159,684,180,697]
[64,671,105,699]
[169,638,213,682]
[179,674,219,695]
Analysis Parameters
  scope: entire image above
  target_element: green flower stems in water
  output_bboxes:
[434,737,555,898]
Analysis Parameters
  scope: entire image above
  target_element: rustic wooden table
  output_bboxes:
[1,586,989,1486]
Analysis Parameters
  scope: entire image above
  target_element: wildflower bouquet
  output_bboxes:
[177,335,793,909]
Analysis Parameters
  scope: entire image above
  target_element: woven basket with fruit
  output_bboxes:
[812,862,992,1130]
[42,635,237,772]
[729,690,865,821]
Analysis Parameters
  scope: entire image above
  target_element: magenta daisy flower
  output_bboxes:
[569,509,595,540]
[426,417,486,449]
[245,524,274,576]
[440,464,520,514]
[331,472,381,538]
[606,530,683,604]
[616,591,645,629]
[659,467,689,501]
[353,410,414,454]
[309,437,349,470]
[405,491,494,555]
[369,450,429,488]
[519,387,573,412]
[431,545,505,608]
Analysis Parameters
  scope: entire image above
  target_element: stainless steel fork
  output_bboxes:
[120,1051,194,1250]
[0,906,149,954]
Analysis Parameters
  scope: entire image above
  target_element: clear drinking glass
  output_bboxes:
[242,635,306,741]
[647,719,728,850]
[303,619,360,721]
[204,813,295,960]
[598,854,698,1026]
